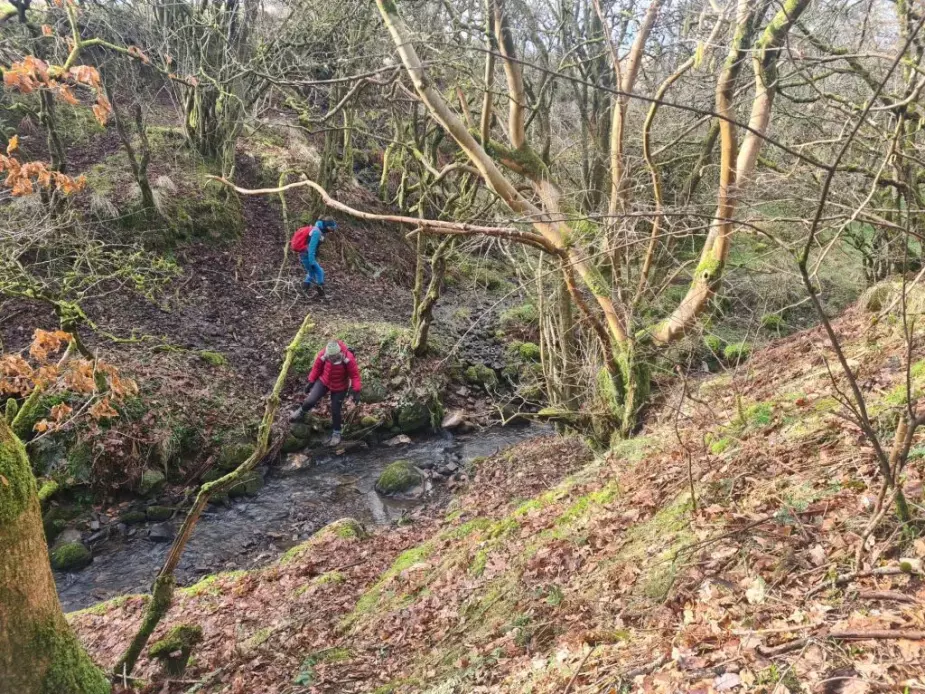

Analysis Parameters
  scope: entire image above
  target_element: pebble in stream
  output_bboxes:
[55,425,545,612]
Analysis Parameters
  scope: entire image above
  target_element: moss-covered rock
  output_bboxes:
[723,342,751,364]
[282,435,307,453]
[198,350,226,366]
[500,302,538,329]
[465,364,499,389]
[50,542,92,571]
[119,509,147,525]
[217,442,255,471]
[375,460,422,495]
[289,422,315,440]
[360,378,388,404]
[516,342,541,361]
[149,623,204,677]
[318,517,368,540]
[146,505,174,522]
[227,470,264,498]
[139,469,166,496]
[44,519,67,545]
[862,281,894,312]
[396,401,432,433]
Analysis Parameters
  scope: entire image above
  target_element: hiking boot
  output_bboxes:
[316,284,326,300]
[288,407,305,424]
[326,432,342,447]
[301,281,313,293]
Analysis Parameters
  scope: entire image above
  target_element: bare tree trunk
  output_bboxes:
[107,83,157,217]
[654,0,810,344]
[0,419,110,694]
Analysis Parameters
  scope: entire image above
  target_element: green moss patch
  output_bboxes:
[179,570,247,598]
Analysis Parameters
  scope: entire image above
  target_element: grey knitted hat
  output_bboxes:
[324,340,343,361]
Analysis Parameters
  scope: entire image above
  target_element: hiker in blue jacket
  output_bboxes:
[291,219,337,298]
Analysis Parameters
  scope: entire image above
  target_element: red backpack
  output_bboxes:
[290,226,313,253]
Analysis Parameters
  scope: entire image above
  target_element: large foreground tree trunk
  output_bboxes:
[0,419,110,694]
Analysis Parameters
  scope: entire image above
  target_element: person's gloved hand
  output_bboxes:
[350,391,361,405]
[306,380,315,393]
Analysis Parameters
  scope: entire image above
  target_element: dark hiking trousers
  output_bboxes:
[301,380,346,433]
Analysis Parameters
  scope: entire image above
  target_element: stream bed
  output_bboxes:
[56,424,546,612]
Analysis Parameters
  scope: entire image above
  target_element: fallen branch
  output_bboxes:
[757,628,925,657]
[806,565,921,598]
[829,629,925,640]
[563,645,597,694]
[756,638,810,657]
[857,590,919,604]
[207,176,563,256]
[608,653,668,686]
[113,313,315,677]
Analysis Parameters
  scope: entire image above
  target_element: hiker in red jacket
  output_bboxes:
[289,339,361,446]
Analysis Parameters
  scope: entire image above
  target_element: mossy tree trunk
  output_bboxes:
[0,419,110,694]
[411,235,453,357]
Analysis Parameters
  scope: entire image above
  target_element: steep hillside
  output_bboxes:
[69,292,925,693]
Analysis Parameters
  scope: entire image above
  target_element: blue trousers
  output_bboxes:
[299,251,324,286]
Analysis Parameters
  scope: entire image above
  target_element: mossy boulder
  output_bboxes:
[227,470,264,498]
[198,350,226,366]
[375,460,422,495]
[217,442,255,471]
[51,542,92,571]
[500,302,538,328]
[723,342,751,364]
[282,435,307,453]
[516,342,541,361]
[318,517,368,540]
[289,422,315,440]
[43,515,67,544]
[119,509,147,525]
[360,378,388,404]
[149,623,204,677]
[396,401,432,433]
[862,282,895,312]
[139,469,166,496]
[146,505,174,522]
[465,364,499,389]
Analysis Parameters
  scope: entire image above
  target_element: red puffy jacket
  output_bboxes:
[308,340,362,393]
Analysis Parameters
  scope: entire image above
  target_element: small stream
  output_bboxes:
[55,424,546,612]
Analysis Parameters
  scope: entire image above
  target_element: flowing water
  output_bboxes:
[55,424,546,612]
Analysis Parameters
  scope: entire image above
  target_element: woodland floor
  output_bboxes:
[70,296,925,694]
